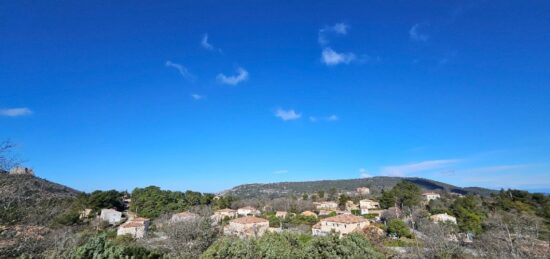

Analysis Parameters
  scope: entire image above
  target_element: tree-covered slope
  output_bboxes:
[221,176,496,199]
[0,173,79,226]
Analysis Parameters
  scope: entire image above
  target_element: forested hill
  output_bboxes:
[0,173,79,225]
[221,176,496,199]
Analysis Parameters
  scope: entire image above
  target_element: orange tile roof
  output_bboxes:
[322,214,366,224]
[231,216,268,224]
[120,220,148,228]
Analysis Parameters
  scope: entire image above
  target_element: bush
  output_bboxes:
[386,219,412,238]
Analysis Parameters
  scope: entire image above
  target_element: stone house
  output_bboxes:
[422,192,441,201]
[359,199,380,215]
[237,206,260,216]
[356,187,370,195]
[211,208,237,222]
[170,211,199,223]
[223,216,269,238]
[9,167,34,176]
[312,214,369,237]
[430,213,457,224]
[314,201,338,211]
[100,209,122,224]
[79,209,92,220]
[117,217,150,238]
[275,211,288,218]
[301,210,318,218]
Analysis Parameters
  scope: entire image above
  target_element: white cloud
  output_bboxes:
[381,159,458,177]
[191,94,205,100]
[274,108,301,121]
[321,48,356,65]
[200,34,214,50]
[318,23,349,45]
[0,108,32,117]
[166,61,195,81]
[359,168,371,178]
[217,67,249,85]
[409,23,429,41]
[274,169,288,174]
[309,114,339,122]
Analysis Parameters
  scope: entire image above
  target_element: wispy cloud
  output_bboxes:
[191,94,205,100]
[321,48,356,65]
[274,169,288,174]
[460,164,533,174]
[359,168,371,178]
[274,108,301,121]
[217,67,249,85]
[381,159,458,177]
[200,33,221,52]
[309,114,339,122]
[318,23,349,45]
[166,61,195,81]
[409,23,429,42]
[0,108,32,117]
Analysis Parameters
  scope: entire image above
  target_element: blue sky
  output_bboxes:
[1,1,549,193]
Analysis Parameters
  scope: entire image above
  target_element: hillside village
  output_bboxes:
[1,167,548,258]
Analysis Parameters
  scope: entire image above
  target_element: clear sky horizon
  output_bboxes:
[1,1,549,194]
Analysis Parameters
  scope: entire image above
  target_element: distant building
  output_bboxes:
[345,200,359,211]
[170,211,199,223]
[224,216,269,238]
[79,209,92,220]
[314,201,338,211]
[237,206,260,216]
[422,192,441,201]
[117,217,150,238]
[9,167,34,176]
[301,210,318,218]
[275,211,288,218]
[356,187,370,195]
[318,210,331,216]
[359,199,380,215]
[336,210,352,215]
[211,208,237,222]
[100,209,122,224]
[312,214,369,237]
[430,213,457,224]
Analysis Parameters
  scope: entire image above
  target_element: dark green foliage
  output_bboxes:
[338,193,351,210]
[379,181,421,209]
[305,233,385,259]
[86,190,125,212]
[386,219,412,238]
[130,186,214,218]
[285,214,319,227]
[201,232,384,259]
[379,189,396,209]
[54,209,81,226]
[71,233,163,258]
[212,195,234,210]
[450,195,485,234]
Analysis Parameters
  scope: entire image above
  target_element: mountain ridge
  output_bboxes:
[221,176,497,199]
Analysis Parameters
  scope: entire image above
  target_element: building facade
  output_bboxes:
[312,214,369,237]
[99,209,122,224]
[117,217,150,238]
[224,216,269,238]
